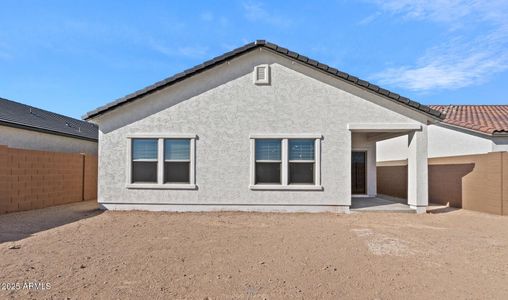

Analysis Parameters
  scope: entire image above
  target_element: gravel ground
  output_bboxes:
[1,201,508,299]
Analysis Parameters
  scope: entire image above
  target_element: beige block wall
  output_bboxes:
[502,152,508,216]
[430,152,503,214]
[377,165,407,199]
[377,152,508,215]
[84,155,98,201]
[0,146,10,209]
[0,145,98,214]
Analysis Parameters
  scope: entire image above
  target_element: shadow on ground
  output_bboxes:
[0,201,101,243]
[427,206,460,214]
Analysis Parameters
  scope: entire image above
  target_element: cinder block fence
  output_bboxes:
[377,152,508,216]
[0,145,97,214]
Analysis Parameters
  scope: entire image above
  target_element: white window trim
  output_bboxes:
[126,134,197,190]
[249,134,322,191]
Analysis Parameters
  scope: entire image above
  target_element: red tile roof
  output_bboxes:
[429,105,508,135]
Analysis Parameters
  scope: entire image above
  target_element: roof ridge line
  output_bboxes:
[83,40,444,120]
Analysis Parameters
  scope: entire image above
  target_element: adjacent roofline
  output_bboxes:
[83,40,444,121]
[0,97,98,142]
[430,104,508,137]
[0,120,98,142]
[437,121,508,137]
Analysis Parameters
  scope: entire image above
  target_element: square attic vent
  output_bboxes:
[253,64,270,85]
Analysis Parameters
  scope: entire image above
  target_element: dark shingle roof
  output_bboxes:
[0,97,98,141]
[83,40,443,120]
[429,105,508,136]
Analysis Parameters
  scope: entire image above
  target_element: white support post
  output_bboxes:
[407,127,428,213]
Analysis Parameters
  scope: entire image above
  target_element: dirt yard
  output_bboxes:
[1,201,508,299]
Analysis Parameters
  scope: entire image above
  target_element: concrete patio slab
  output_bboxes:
[351,196,414,213]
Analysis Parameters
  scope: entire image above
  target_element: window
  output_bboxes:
[255,139,281,184]
[288,139,315,184]
[131,139,158,183]
[164,139,190,183]
[250,134,322,190]
[127,134,196,189]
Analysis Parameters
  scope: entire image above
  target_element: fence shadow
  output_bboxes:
[428,163,475,209]
[0,201,102,244]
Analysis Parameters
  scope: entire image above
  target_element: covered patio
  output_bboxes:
[349,123,429,213]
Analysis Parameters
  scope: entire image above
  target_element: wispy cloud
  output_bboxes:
[178,46,209,58]
[368,0,481,24]
[149,40,209,59]
[372,36,508,91]
[357,12,381,26]
[199,11,229,27]
[367,0,508,91]
[242,1,292,28]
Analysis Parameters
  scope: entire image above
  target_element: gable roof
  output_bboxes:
[429,105,508,136]
[83,40,444,120]
[0,97,98,141]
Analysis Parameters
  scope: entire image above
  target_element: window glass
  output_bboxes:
[255,139,281,161]
[255,163,281,184]
[132,139,158,160]
[289,139,315,184]
[289,163,314,184]
[164,162,190,183]
[164,139,190,160]
[255,139,281,184]
[131,139,158,183]
[289,139,314,160]
[164,139,191,183]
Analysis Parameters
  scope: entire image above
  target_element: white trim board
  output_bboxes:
[100,203,350,213]
[348,123,421,132]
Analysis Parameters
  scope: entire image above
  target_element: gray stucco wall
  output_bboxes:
[377,123,508,162]
[0,125,97,155]
[93,49,429,212]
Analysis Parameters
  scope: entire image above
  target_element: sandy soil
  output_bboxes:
[1,201,508,299]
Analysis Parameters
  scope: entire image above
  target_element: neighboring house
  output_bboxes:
[0,97,98,155]
[377,105,508,162]
[84,40,444,214]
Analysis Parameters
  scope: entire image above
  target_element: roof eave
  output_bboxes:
[438,122,507,138]
[492,131,508,137]
[84,40,444,121]
[0,120,98,142]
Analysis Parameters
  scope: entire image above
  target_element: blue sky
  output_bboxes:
[1,1,507,119]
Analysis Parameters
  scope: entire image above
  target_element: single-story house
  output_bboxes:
[0,97,98,155]
[84,40,445,214]
[377,105,508,162]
